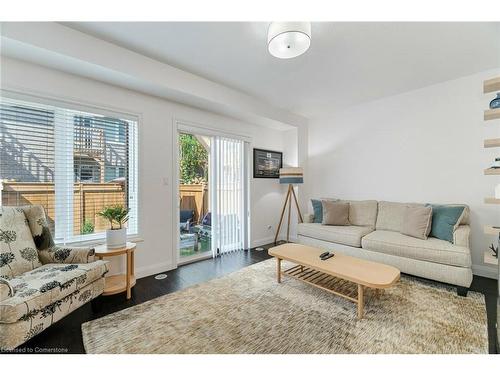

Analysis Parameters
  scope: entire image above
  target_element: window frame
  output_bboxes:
[0,90,140,246]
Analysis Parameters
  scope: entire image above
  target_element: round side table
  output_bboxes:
[95,242,137,299]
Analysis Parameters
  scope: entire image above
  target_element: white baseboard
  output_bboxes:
[134,237,290,277]
[251,236,297,248]
[251,236,275,248]
[135,261,177,279]
[472,264,498,280]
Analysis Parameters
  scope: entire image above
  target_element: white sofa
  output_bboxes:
[297,200,472,294]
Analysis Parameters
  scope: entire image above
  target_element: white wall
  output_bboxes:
[0,22,308,130]
[0,57,296,277]
[305,68,500,279]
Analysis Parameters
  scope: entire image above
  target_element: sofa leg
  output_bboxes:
[91,297,102,313]
[457,286,469,297]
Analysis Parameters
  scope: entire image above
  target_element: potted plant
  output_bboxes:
[98,205,129,249]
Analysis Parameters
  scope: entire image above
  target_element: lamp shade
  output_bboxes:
[268,22,311,59]
[279,167,303,184]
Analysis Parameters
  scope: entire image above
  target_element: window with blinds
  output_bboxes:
[0,95,138,244]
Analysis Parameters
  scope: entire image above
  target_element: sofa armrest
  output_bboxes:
[453,225,470,248]
[38,246,96,264]
[0,278,14,302]
[303,213,314,223]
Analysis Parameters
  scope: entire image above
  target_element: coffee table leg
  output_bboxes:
[277,258,282,283]
[357,285,364,319]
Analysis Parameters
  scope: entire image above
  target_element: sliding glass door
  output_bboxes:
[177,127,249,264]
[178,132,211,262]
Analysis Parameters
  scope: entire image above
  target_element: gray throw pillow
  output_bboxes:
[400,205,433,240]
[322,201,350,226]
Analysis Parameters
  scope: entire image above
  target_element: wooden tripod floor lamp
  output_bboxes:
[274,167,304,244]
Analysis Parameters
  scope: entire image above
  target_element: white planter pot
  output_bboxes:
[106,228,127,249]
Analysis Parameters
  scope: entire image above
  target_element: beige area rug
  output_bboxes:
[82,259,488,354]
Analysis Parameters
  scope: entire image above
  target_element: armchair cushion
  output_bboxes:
[0,278,14,302]
[0,207,42,279]
[38,246,96,265]
[19,205,55,251]
[0,278,104,350]
[0,260,108,323]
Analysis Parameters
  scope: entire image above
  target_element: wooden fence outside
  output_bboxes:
[179,184,208,224]
[1,181,208,233]
[1,181,125,235]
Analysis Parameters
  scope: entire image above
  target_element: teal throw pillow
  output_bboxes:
[427,204,465,243]
[311,199,323,223]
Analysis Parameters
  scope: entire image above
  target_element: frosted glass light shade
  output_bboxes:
[268,22,311,59]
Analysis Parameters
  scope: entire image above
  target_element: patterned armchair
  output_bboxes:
[0,205,108,350]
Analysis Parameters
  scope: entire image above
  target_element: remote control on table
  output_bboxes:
[319,251,330,258]
[321,253,335,260]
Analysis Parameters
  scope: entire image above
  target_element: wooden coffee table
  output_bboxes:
[268,243,400,319]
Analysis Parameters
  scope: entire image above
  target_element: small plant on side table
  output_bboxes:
[98,205,130,249]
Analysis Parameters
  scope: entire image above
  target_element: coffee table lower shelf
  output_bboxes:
[280,264,376,319]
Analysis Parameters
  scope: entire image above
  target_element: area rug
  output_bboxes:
[82,259,488,354]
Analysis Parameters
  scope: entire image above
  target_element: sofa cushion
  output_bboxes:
[298,223,374,247]
[322,201,350,226]
[0,260,108,323]
[426,204,466,243]
[361,230,471,268]
[0,207,42,279]
[339,200,378,227]
[375,201,425,232]
[400,205,433,240]
[311,198,337,223]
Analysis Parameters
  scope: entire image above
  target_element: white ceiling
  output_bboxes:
[66,22,500,118]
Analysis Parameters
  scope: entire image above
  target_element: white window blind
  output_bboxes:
[211,136,248,256]
[0,96,138,244]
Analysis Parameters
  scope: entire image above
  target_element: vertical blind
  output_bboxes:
[211,136,248,256]
[0,95,138,244]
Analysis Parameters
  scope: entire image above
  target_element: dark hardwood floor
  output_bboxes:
[10,244,498,354]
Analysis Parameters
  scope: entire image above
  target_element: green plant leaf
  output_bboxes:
[97,205,130,230]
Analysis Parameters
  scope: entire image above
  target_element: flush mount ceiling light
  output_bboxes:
[267,22,311,59]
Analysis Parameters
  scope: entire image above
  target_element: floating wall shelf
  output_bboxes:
[484,108,500,121]
[485,197,500,204]
[484,168,500,175]
[484,77,500,94]
[484,225,500,235]
[484,138,500,148]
